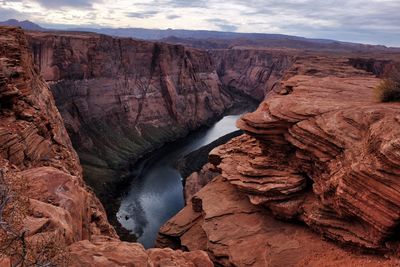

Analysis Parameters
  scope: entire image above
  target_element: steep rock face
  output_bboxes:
[0,26,114,263]
[0,26,211,266]
[0,26,115,243]
[158,54,400,265]
[184,163,218,203]
[348,57,400,77]
[27,31,234,196]
[211,49,294,101]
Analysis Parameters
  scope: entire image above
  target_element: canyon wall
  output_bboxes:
[157,54,400,266]
[0,26,212,266]
[211,49,295,101]
[26,31,231,198]
[0,26,115,244]
[26,31,294,202]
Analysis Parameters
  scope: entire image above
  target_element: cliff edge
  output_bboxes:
[0,26,211,266]
[157,53,400,266]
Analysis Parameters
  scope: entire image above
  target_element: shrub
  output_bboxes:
[375,67,400,102]
[0,170,69,266]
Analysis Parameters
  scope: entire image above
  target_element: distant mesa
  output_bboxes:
[0,19,44,31]
[1,18,398,52]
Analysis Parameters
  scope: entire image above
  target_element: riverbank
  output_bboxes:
[175,130,243,181]
[116,110,255,248]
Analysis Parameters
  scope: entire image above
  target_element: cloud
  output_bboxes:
[166,14,180,20]
[150,0,208,8]
[214,0,400,45]
[126,10,159,19]
[0,6,28,20]
[33,0,99,8]
[207,18,238,32]
[1,0,399,46]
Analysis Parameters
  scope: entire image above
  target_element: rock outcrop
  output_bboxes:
[0,26,211,266]
[158,54,400,265]
[69,237,212,267]
[230,55,400,251]
[158,177,399,266]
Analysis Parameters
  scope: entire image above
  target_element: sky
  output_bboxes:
[1,0,400,47]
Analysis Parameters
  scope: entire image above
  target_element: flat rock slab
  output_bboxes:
[158,176,400,267]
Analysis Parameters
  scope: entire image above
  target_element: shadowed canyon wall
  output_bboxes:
[0,26,213,266]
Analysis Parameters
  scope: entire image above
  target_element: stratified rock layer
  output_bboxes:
[158,54,400,265]
[211,49,294,101]
[231,55,400,250]
[0,26,115,243]
[158,177,399,266]
[0,26,211,266]
[27,31,233,196]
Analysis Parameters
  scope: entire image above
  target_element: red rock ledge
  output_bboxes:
[157,54,400,266]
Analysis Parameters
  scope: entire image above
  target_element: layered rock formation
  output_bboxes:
[26,31,293,204]
[211,49,294,101]
[231,56,400,250]
[158,177,399,266]
[158,54,400,265]
[0,26,114,242]
[0,26,211,266]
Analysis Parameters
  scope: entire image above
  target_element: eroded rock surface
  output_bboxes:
[69,237,213,267]
[231,55,400,250]
[158,54,400,265]
[159,177,400,266]
[184,163,218,203]
[0,26,114,243]
[211,49,294,101]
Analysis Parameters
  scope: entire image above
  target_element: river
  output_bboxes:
[117,114,242,248]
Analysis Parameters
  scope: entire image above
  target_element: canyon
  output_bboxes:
[26,31,290,204]
[1,24,400,266]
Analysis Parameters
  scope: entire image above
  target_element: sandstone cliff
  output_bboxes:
[157,53,400,266]
[26,31,231,199]
[0,26,211,266]
[211,49,294,101]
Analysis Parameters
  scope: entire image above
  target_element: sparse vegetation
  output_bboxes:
[0,169,69,266]
[375,67,400,102]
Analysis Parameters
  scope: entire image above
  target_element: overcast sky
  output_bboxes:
[1,0,400,46]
